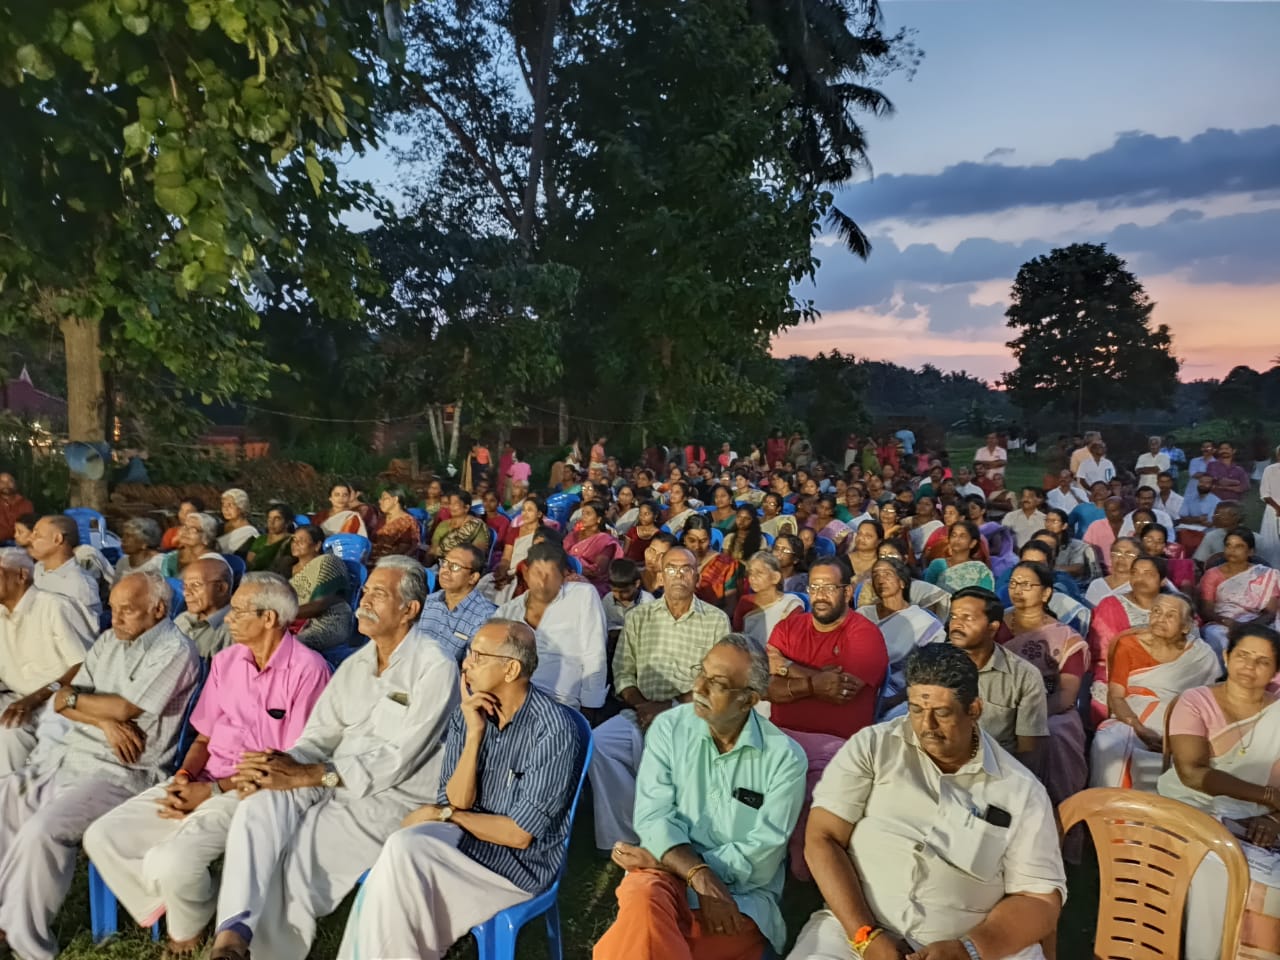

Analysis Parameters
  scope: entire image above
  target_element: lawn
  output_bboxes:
[54,802,1106,959]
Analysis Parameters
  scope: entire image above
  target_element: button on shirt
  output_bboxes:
[289,628,459,803]
[613,598,730,702]
[768,611,888,739]
[812,718,1066,951]
[176,605,232,659]
[42,619,200,790]
[974,644,1049,750]
[33,559,102,629]
[635,704,806,952]
[496,582,608,709]
[418,589,497,664]
[0,586,95,695]
[434,685,585,893]
[189,631,332,780]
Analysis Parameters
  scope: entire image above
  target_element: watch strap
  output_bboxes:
[959,936,981,960]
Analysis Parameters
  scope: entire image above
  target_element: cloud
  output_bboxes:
[841,125,1280,223]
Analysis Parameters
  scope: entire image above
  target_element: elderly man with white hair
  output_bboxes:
[1134,436,1171,492]
[0,547,98,774]
[0,571,200,960]
[85,572,331,957]
[176,556,235,658]
[206,555,459,960]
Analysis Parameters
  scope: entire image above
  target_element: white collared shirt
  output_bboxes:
[33,558,102,628]
[0,586,96,695]
[496,581,609,709]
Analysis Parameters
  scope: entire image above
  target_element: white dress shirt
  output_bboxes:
[0,586,96,695]
[495,581,609,709]
[1076,457,1116,487]
[1045,485,1089,513]
[1134,452,1170,490]
[33,559,101,629]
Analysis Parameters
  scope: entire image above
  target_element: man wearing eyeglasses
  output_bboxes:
[84,572,330,957]
[174,556,234,658]
[338,619,586,958]
[766,556,888,879]
[589,546,730,854]
[594,634,805,960]
[205,556,458,960]
[418,545,496,664]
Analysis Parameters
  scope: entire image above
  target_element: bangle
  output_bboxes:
[849,925,883,956]
[685,863,710,887]
[175,768,192,780]
[959,935,981,960]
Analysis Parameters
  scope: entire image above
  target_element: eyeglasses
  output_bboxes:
[226,606,266,620]
[1111,550,1140,559]
[689,664,750,696]
[1007,579,1040,591]
[772,546,795,555]
[662,564,696,578]
[441,560,479,574]
[464,647,515,664]
[806,581,847,596]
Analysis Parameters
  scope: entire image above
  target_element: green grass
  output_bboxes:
[54,807,1105,959]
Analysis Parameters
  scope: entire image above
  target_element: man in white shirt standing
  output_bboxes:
[207,556,458,960]
[973,433,1008,483]
[1075,440,1116,488]
[1045,470,1089,513]
[27,514,102,630]
[494,541,608,714]
[1134,436,1170,491]
[0,547,97,774]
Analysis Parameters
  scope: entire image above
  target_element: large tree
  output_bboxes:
[1001,243,1179,429]
[0,0,394,505]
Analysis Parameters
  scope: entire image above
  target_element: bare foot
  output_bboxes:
[209,930,250,960]
[612,841,661,872]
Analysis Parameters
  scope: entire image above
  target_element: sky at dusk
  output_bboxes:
[772,0,1280,383]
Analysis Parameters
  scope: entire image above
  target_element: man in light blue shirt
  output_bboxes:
[1178,474,1221,532]
[894,427,916,457]
[595,634,805,959]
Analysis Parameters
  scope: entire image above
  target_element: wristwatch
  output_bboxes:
[320,765,340,789]
[777,658,791,677]
[60,690,78,712]
[438,804,454,823]
[959,935,981,960]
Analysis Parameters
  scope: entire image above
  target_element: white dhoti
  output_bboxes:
[0,768,135,960]
[336,823,531,960]
[787,909,1046,960]
[83,780,241,941]
[0,695,69,776]
[588,711,645,851]
[214,785,418,960]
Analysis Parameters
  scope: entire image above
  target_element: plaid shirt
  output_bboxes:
[612,597,729,701]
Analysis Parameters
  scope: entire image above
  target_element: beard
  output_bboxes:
[812,600,847,625]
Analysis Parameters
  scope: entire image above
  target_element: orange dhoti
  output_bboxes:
[592,869,768,960]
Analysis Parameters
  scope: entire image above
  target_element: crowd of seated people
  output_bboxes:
[0,429,1275,959]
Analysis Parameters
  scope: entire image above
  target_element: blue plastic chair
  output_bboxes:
[341,557,369,607]
[165,577,186,618]
[323,533,372,563]
[102,546,121,565]
[294,514,312,527]
[425,567,437,593]
[353,710,594,960]
[65,507,108,548]
[762,532,774,547]
[566,556,583,575]
[659,523,672,535]
[710,528,725,551]
[781,501,796,515]
[814,536,836,558]
[221,553,246,590]
[788,590,811,613]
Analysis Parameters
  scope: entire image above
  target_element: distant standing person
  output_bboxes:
[893,426,916,457]
[0,473,34,545]
[590,436,608,472]
[973,432,1008,483]
[1134,436,1170,491]
[1259,444,1280,568]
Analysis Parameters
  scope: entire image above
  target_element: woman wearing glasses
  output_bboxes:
[1085,536,1143,606]
[1087,554,1170,726]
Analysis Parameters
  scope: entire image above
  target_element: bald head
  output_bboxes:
[181,556,233,617]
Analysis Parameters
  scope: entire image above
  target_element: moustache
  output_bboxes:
[692,695,711,709]
[355,608,379,623]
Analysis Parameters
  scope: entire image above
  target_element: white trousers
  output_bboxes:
[214,785,417,960]
[588,712,645,850]
[83,779,241,940]
[336,822,531,960]
[0,767,135,960]
[786,909,1046,960]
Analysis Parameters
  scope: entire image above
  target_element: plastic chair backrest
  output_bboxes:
[221,553,246,590]
[425,566,437,593]
[566,556,583,575]
[342,557,369,606]
[166,577,186,618]
[294,514,312,527]
[781,501,796,515]
[710,528,724,551]
[788,590,811,613]
[814,536,837,558]
[323,533,372,563]
[406,507,428,523]
[659,524,672,535]
[64,507,107,549]
[1161,692,1183,772]
[762,532,774,547]
[1058,787,1249,960]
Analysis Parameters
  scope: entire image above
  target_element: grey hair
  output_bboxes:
[130,570,173,610]
[746,550,782,580]
[189,512,219,546]
[122,517,162,549]
[485,617,539,678]
[0,547,34,576]
[713,632,770,697]
[239,571,300,625]
[221,488,251,514]
[905,643,979,709]
[374,555,428,609]
[1155,591,1194,629]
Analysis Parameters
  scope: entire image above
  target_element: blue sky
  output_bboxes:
[774,0,1280,382]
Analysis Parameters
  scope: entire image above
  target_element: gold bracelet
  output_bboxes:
[685,863,710,887]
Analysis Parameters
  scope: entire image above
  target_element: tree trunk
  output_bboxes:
[60,315,108,510]
[448,399,463,463]
[426,405,444,463]
[557,397,569,446]
[518,0,561,249]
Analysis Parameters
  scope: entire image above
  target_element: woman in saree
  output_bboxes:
[847,518,883,588]
[1044,507,1092,586]
[564,499,622,596]
[1140,522,1195,591]
[731,551,804,647]
[1084,536,1142,606]
[875,501,916,568]
[314,482,368,537]
[870,539,952,620]
[623,501,662,563]
[772,533,808,593]
[905,494,943,558]
[160,511,221,578]
[732,473,763,508]
[706,484,737,533]
[1000,560,1090,804]
[682,514,740,612]
[114,517,164,579]
[1089,592,1219,791]
[1088,553,1167,725]
[1200,527,1280,661]
[370,485,421,564]
[1159,625,1280,960]
[812,494,851,549]
[758,492,798,539]
[420,478,445,526]
[245,503,296,575]
[923,520,995,594]
[858,557,944,717]
[722,506,764,564]
[216,488,258,556]
[482,494,546,604]
[612,484,640,534]
[920,502,962,564]
[662,481,697,535]
[288,524,354,652]
[427,489,490,565]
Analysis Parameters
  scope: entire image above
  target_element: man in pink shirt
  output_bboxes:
[83,572,330,955]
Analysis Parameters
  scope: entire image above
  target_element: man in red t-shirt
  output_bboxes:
[765,556,887,878]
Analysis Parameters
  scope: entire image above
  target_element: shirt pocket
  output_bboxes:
[933,795,1014,881]
[979,698,1016,744]
[369,695,409,740]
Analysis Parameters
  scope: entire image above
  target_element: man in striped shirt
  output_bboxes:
[338,619,585,959]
